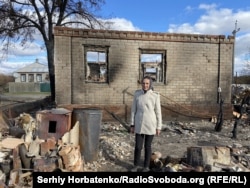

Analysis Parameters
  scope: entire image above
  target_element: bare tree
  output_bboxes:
[0,0,106,101]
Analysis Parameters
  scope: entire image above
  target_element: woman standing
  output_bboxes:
[130,76,162,172]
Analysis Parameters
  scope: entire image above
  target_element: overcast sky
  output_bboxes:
[1,0,250,76]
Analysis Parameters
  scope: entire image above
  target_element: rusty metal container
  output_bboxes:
[72,108,102,163]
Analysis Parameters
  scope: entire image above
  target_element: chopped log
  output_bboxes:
[58,144,84,172]
[0,138,24,149]
[187,146,231,172]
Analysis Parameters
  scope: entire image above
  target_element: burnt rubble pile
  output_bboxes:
[0,112,87,187]
[99,121,250,172]
[0,107,249,187]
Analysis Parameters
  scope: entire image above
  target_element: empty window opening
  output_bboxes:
[84,45,109,83]
[48,121,57,133]
[140,49,166,84]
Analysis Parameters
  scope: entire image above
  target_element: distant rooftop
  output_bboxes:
[16,59,48,73]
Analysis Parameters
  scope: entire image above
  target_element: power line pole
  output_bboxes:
[232,20,240,84]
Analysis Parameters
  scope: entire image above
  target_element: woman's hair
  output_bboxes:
[142,76,154,90]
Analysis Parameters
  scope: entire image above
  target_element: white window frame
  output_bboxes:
[21,74,26,82]
[36,74,42,82]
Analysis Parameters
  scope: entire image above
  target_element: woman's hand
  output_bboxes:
[156,129,161,136]
[130,125,135,133]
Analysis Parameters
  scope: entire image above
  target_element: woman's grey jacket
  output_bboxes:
[130,89,162,135]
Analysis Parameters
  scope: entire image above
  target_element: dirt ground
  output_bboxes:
[86,119,250,172]
[1,95,250,173]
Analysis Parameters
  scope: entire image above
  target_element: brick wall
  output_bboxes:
[54,27,234,122]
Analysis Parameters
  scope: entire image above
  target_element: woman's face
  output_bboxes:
[142,78,150,91]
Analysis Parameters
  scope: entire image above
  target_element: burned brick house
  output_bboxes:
[53,27,234,122]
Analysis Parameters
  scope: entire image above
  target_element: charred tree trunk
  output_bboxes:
[232,118,240,139]
[232,94,250,139]
[214,99,224,132]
